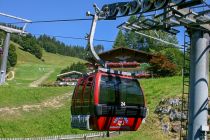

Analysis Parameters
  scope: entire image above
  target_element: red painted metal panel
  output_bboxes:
[94,116,142,131]
[94,72,101,105]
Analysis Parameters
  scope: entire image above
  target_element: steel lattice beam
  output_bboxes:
[0,13,31,85]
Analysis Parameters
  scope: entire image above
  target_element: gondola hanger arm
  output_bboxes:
[86,5,107,68]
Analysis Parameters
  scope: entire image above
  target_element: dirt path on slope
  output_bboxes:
[0,93,72,117]
[29,70,54,87]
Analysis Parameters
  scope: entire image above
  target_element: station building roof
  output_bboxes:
[89,47,154,63]
[57,71,83,78]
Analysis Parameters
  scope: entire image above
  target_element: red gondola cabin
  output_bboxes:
[71,68,147,131]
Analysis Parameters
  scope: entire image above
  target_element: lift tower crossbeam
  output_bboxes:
[0,13,31,85]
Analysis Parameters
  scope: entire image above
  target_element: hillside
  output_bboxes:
[0,75,183,139]
[0,43,184,139]
[0,42,88,137]
[1,42,85,108]
[15,42,84,66]
[10,42,85,86]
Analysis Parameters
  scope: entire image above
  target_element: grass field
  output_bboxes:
[0,93,88,138]
[0,86,73,107]
[14,42,84,66]
[0,43,183,139]
[0,43,88,137]
[0,76,182,138]
[9,42,85,86]
[104,76,182,140]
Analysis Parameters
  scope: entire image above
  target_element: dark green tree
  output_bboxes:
[123,15,182,75]
[124,16,150,50]
[94,44,104,53]
[0,43,17,72]
[160,47,183,74]
[124,15,179,52]
[8,43,17,67]
[38,35,87,60]
[0,31,5,41]
[60,62,87,73]
[15,34,43,59]
[113,30,128,48]
[125,16,140,49]
[32,44,42,59]
[11,34,23,45]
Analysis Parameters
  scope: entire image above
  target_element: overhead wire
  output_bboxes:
[6,18,92,25]
[3,13,157,25]
[32,33,115,43]
[32,32,183,50]
[203,0,210,8]
[4,11,160,25]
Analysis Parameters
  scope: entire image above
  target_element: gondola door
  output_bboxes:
[96,74,146,131]
[116,76,126,108]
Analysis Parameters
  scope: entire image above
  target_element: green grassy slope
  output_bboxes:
[0,42,87,137]
[15,42,43,65]
[1,42,84,107]
[0,85,74,107]
[15,42,83,66]
[0,92,88,138]
[10,42,85,86]
[0,76,182,138]
[0,43,183,139]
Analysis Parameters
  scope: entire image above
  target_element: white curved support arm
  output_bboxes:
[88,14,106,67]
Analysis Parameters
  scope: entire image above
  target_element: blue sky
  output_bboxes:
[0,0,206,51]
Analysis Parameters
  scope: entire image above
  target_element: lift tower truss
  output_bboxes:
[119,6,210,140]
[0,12,31,85]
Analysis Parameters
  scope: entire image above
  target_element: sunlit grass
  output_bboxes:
[0,86,73,107]
[104,76,182,140]
[0,43,184,139]
[0,100,88,138]
[0,77,182,138]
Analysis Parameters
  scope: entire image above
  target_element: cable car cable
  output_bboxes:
[5,18,92,25]
[31,32,184,48]
[4,13,157,25]
[32,33,115,43]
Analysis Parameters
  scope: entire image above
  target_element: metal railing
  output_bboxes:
[0,131,121,140]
